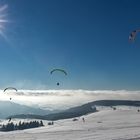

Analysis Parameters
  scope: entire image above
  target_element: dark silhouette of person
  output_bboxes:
[82,117,85,122]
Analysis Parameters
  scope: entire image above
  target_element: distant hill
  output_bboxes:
[9,103,97,120]
[9,100,140,121]
[0,101,53,118]
[88,100,140,106]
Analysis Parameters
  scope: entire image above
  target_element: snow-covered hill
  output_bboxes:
[0,106,140,139]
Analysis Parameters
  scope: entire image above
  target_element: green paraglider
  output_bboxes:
[50,68,67,86]
[50,69,67,75]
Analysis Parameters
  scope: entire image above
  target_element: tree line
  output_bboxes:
[0,120,44,131]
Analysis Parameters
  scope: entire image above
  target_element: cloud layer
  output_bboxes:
[1,89,140,110]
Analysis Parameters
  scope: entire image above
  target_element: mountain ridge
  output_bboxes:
[10,99,140,120]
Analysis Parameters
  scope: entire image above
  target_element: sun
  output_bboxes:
[0,4,8,38]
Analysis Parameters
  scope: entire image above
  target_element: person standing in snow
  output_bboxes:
[82,117,85,123]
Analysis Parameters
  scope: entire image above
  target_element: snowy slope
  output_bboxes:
[0,107,140,140]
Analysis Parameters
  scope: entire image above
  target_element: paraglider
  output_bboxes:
[50,69,67,75]
[50,68,67,86]
[4,87,17,92]
[4,87,17,101]
[129,29,140,42]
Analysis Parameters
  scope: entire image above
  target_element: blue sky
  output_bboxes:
[0,0,140,90]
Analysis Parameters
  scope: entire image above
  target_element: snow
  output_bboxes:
[0,107,140,140]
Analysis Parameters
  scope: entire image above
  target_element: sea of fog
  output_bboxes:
[1,90,140,110]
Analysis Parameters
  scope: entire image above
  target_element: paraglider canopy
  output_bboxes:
[50,69,67,75]
[4,87,17,92]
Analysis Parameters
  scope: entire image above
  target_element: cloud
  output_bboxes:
[1,89,140,110]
